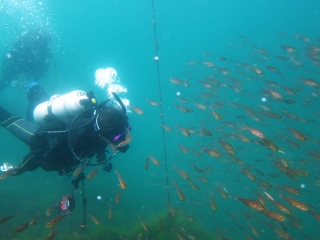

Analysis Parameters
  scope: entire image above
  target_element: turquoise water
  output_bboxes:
[0,1,320,239]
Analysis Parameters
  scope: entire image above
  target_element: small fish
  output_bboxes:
[45,232,58,240]
[298,78,319,87]
[170,77,183,84]
[146,99,160,106]
[174,104,193,113]
[160,124,173,132]
[144,156,149,170]
[73,162,86,177]
[281,196,309,211]
[245,126,265,138]
[258,138,280,152]
[247,221,259,237]
[12,222,29,233]
[86,167,98,180]
[168,204,177,218]
[176,125,190,137]
[196,176,209,183]
[203,148,221,158]
[260,209,286,222]
[277,185,301,195]
[128,105,144,114]
[177,144,189,154]
[254,191,266,205]
[89,214,100,225]
[48,226,56,237]
[115,170,127,190]
[238,198,265,211]
[271,201,292,215]
[309,210,320,222]
[242,168,256,181]
[46,202,59,216]
[209,105,222,120]
[108,203,112,221]
[117,137,132,148]
[29,212,40,226]
[281,45,297,53]
[0,215,15,224]
[138,216,149,232]
[188,178,199,190]
[263,191,275,201]
[194,102,207,110]
[287,127,307,141]
[192,164,203,173]
[210,195,217,211]
[148,155,161,166]
[173,180,185,201]
[200,128,212,136]
[45,214,68,228]
[173,167,189,179]
[115,188,121,203]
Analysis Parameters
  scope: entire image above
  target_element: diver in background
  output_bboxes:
[0,84,130,176]
[0,29,52,91]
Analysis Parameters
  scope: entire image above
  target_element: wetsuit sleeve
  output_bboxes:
[0,106,39,145]
[12,153,41,176]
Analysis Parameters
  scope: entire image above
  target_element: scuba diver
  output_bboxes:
[0,28,52,91]
[0,83,130,176]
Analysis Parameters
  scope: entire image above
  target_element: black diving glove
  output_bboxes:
[102,163,112,172]
[117,144,129,153]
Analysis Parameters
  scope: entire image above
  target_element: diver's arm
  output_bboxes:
[12,153,40,176]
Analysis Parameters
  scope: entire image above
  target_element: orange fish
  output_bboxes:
[148,155,161,166]
[115,188,121,204]
[238,198,265,211]
[172,180,185,201]
[173,167,189,180]
[88,214,100,225]
[138,216,149,232]
[86,167,98,180]
[128,106,144,115]
[260,209,286,221]
[282,196,309,211]
[117,137,132,148]
[245,126,265,138]
[287,127,307,141]
[12,222,29,233]
[45,214,68,228]
[115,170,127,190]
[73,163,86,177]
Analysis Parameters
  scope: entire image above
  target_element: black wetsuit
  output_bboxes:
[0,106,108,175]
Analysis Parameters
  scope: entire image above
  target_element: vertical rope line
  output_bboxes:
[151,0,171,205]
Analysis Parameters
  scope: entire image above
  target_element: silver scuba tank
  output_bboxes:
[33,90,90,125]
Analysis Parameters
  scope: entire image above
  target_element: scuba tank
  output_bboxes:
[33,90,94,125]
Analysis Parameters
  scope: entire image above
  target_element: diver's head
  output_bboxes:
[96,105,129,145]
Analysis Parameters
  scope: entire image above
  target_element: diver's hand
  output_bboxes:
[102,163,112,172]
[117,144,129,153]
